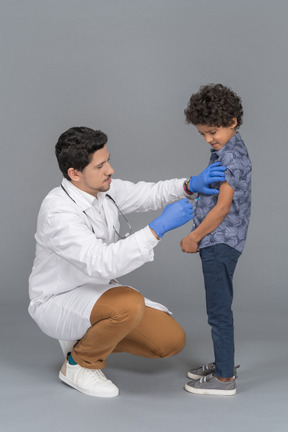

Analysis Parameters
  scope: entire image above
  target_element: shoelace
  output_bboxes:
[86,369,108,383]
[202,363,215,372]
[201,363,240,378]
[199,374,213,384]
[200,372,238,384]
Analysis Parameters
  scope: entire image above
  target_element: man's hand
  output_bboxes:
[189,162,226,195]
[180,233,199,253]
[149,199,193,238]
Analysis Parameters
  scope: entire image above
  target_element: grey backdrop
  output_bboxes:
[1,1,287,431]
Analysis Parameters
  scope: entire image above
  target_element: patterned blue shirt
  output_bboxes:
[193,132,252,253]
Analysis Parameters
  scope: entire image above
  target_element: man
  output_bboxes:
[28,127,226,398]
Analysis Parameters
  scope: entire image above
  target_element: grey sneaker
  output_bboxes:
[187,362,216,380]
[185,374,236,396]
[187,363,239,380]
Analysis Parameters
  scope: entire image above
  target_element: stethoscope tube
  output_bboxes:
[106,194,132,238]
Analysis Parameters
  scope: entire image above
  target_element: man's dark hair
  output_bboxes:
[55,127,108,180]
[184,84,243,128]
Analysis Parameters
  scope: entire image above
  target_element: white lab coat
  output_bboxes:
[28,177,193,339]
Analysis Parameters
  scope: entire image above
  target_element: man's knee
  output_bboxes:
[152,320,186,358]
[91,286,145,328]
[160,325,186,357]
[119,287,146,327]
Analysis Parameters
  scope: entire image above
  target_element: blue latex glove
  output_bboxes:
[149,199,193,238]
[189,162,226,195]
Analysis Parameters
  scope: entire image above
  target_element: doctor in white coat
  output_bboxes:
[28,127,226,398]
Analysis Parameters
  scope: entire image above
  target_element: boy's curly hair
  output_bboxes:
[184,84,243,128]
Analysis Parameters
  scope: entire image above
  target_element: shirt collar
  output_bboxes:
[211,132,246,157]
[61,178,97,212]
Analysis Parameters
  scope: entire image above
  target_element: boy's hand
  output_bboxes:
[180,233,199,253]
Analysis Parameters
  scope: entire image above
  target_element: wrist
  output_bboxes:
[149,220,164,238]
[149,227,160,240]
[189,230,201,243]
[183,177,193,195]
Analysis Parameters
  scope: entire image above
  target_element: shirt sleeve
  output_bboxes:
[221,151,245,191]
[109,178,190,214]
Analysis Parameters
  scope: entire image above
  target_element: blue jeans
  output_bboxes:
[199,244,241,378]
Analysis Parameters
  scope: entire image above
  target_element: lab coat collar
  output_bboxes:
[61,179,115,240]
[61,178,97,212]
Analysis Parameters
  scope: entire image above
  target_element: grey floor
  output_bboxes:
[1,2,288,430]
[1,302,287,432]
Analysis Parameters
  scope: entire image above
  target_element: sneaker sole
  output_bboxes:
[184,383,236,396]
[59,372,119,398]
[187,371,203,380]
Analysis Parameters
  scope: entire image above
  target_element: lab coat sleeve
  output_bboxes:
[43,209,159,282]
[109,178,195,214]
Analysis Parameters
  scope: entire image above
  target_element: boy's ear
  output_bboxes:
[231,117,238,128]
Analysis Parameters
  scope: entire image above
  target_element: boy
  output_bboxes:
[180,84,252,395]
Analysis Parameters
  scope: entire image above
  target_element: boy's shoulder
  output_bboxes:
[218,133,250,166]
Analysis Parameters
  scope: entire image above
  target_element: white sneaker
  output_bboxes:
[59,360,119,397]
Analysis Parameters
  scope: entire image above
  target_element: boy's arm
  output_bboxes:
[180,181,234,253]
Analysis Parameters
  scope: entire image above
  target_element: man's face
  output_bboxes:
[196,119,237,151]
[69,145,114,197]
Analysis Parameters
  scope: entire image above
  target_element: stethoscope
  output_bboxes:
[61,185,132,239]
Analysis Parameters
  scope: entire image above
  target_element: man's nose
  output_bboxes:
[106,162,114,175]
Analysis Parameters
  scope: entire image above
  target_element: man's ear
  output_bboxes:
[67,167,81,182]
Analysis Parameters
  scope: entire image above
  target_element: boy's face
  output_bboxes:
[196,118,237,151]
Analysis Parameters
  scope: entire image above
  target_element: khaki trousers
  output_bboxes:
[71,286,186,369]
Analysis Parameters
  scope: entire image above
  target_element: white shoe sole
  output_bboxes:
[59,371,119,398]
[187,371,203,380]
[185,382,236,396]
